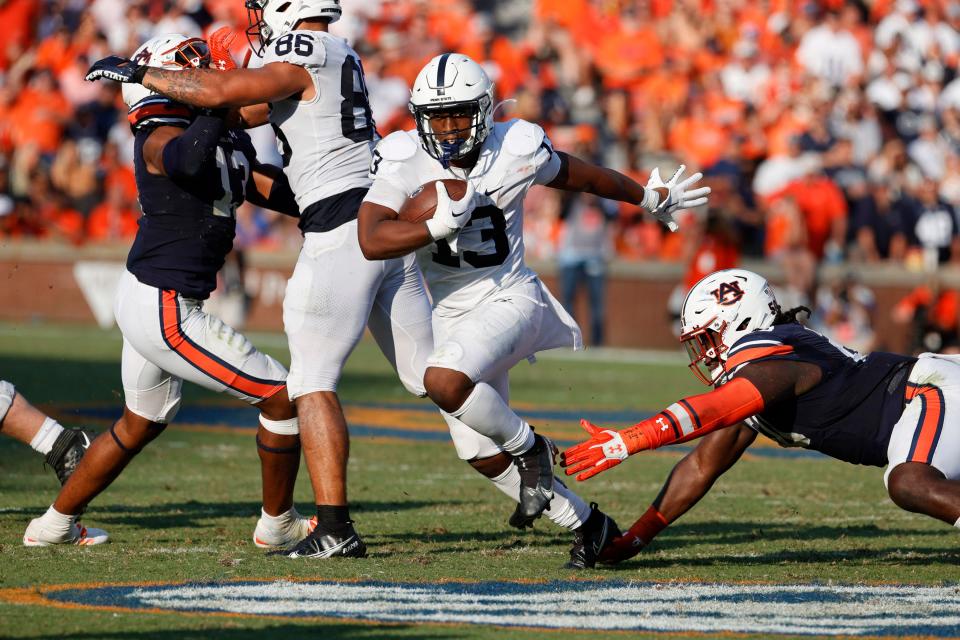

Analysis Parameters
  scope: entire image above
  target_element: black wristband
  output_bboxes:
[130,64,148,84]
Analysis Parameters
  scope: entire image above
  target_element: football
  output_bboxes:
[397,179,469,224]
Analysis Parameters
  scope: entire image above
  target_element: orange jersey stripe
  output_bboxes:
[127,102,192,126]
[160,290,283,399]
[725,344,795,371]
[905,383,945,464]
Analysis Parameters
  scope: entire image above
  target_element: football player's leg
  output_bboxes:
[367,254,433,397]
[885,354,960,526]
[120,273,309,544]
[278,228,380,557]
[0,379,93,484]
[445,394,618,568]
[23,339,171,546]
[423,296,541,454]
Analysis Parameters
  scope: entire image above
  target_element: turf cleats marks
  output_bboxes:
[23,520,108,547]
[253,512,317,548]
[566,503,620,569]
[269,522,367,559]
[45,428,94,486]
[513,433,556,526]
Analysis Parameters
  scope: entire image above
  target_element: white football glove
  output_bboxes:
[425,180,476,253]
[642,165,711,232]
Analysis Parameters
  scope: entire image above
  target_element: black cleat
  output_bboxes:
[513,433,556,526]
[566,503,620,570]
[269,522,367,559]
[45,428,94,486]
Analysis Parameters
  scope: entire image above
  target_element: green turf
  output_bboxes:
[0,323,956,639]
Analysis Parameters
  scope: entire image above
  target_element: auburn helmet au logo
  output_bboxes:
[710,281,744,306]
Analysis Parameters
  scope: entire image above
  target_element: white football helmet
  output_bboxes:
[409,53,495,167]
[679,269,780,385]
[122,34,211,131]
[246,0,341,56]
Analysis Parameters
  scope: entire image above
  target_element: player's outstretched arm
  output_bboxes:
[599,424,757,564]
[248,163,300,218]
[561,360,816,481]
[560,377,765,480]
[86,55,310,109]
[546,152,710,231]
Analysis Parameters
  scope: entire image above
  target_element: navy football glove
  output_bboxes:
[86,56,148,84]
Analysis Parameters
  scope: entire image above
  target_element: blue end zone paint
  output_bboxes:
[40,580,960,636]
[66,403,826,460]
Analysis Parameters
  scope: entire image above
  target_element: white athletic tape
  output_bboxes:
[259,415,299,436]
[0,380,14,424]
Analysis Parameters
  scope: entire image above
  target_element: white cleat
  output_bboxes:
[23,519,109,547]
[253,511,317,549]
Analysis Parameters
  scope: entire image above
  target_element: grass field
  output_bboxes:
[0,322,957,639]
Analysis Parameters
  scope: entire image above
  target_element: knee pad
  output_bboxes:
[0,380,14,424]
[259,414,300,436]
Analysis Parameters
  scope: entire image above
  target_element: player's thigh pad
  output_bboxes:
[120,336,183,423]
[886,353,960,485]
[115,271,287,408]
[367,253,434,397]
[429,286,542,383]
[283,222,384,398]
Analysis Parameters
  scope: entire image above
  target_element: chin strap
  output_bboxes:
[491,99,516,119]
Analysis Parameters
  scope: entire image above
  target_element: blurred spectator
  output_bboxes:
[85,182,138,242]
[810,272,877,353]
[851,179,909,262]
[902,177,959,268]
[556,193,617,347]
[892,274,960,354]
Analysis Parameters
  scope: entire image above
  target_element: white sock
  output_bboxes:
[260,506,297,524]
[452,383,534,455]
[489,465,591,530]
[954,515,960,529]
[29,417,64,456]
[39,505,77,535]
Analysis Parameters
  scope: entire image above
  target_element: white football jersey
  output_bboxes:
[262,30,375,211]
[363,119,562,313]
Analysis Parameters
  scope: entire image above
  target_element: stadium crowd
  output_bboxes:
[0,0,958,346]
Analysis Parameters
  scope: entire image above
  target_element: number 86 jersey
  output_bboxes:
[262,30,375,229]
[364,119,563,313]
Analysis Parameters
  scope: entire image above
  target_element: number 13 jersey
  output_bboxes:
[262,30,375,231]
[364,119,563,314]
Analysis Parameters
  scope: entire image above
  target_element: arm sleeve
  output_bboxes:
[620,377,766,453]
[161,113,226,179]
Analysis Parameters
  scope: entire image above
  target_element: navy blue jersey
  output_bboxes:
[127,126,255,300]
[727,323,916,466]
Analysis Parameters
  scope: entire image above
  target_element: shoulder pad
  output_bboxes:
[262,31,327,68]
[503,119,545,157]
[376,131,419,161]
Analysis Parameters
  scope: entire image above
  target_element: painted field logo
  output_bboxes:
[40,580,960,636]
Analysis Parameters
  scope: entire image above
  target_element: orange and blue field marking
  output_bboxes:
[2,578,958,636]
